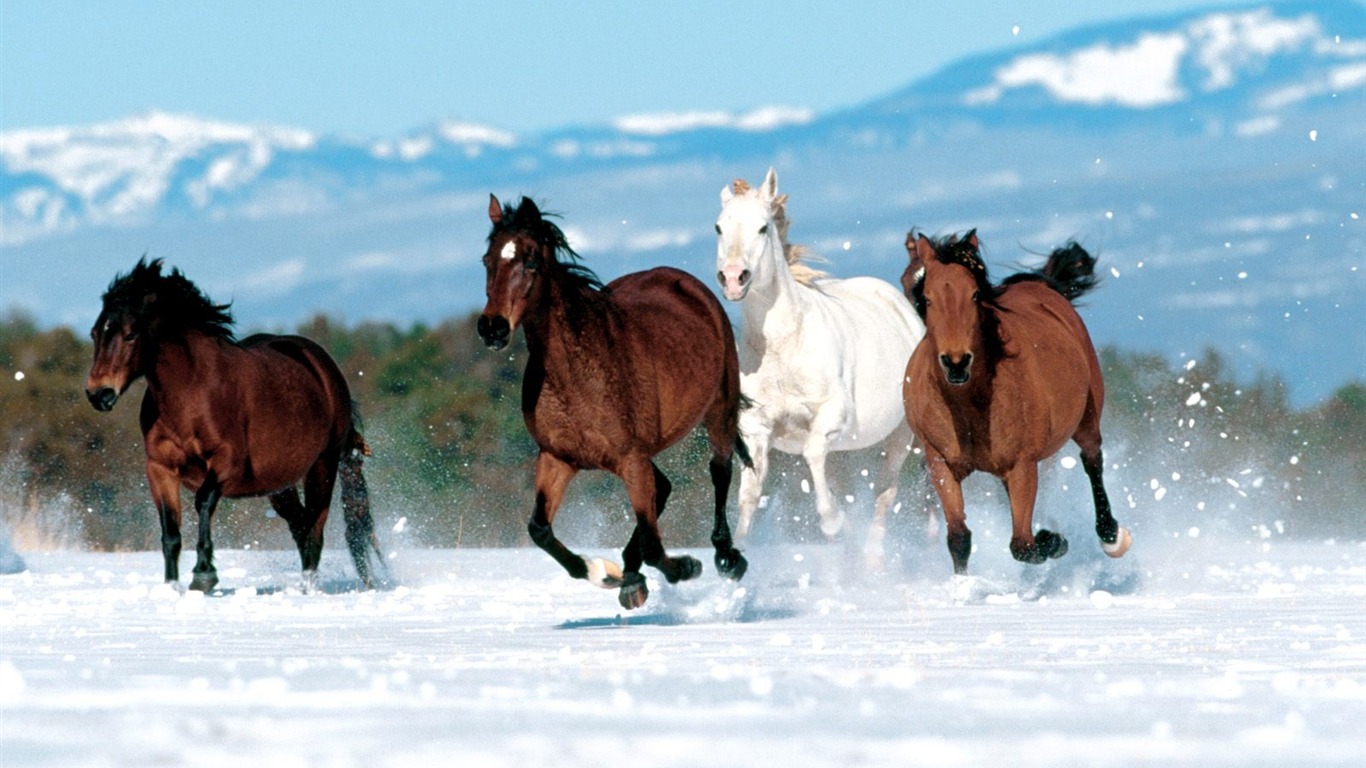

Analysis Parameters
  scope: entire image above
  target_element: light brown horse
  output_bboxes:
[902,231,1132,574]
[85,258,383,592]
[477,195,749,610]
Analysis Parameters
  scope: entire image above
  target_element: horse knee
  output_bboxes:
[527,517,555,549]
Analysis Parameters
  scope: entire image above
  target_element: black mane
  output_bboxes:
[101,258,236,341]
[1000,241,1099,302]
[489,198,605,293]
[911,231,1005,369]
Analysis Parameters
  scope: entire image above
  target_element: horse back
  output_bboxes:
[535,267,732,459]
[162,333,353,497]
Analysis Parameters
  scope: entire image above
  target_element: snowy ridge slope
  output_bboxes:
[1,1,1363,405]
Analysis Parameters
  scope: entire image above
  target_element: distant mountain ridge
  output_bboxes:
[2,1,1363,406]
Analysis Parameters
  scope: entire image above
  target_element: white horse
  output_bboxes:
[715,168,927,558]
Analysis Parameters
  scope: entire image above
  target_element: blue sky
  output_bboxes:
[1,0,1262,136]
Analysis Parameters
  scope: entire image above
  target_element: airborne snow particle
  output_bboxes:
[1012,24,1020,36]
[1060,456,1077,470]
[1185,392,1202,406]
[12,371,22,381]
[1309,130,1318,142]
[842,241,851,251]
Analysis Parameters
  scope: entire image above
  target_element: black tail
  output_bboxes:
[734,393,755,469]
[339,426,386,588]
[1039,242,1099,301]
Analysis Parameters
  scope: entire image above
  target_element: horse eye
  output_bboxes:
[124,331,139,342]
[972,290,980,302]
[714,224,722,235]
[758,224,769,235]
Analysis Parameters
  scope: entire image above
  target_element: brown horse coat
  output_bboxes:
[903,232,1130,573]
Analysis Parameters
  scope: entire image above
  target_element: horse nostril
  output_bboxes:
[739,270,751,285]
[716,271,726,286]
[939,353,973,385]
[477,315,511,350]
[87,387,117,412]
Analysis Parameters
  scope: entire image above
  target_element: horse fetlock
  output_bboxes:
[715,548,748,581]
[584,557,625,589]
[819,508,847,538]
[1101,527,1133,558]
[618,572,649,610]
[189,570,218,592]
[660,554,702,584]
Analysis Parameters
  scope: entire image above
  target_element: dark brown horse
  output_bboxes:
[84,258,383,592]
[477,196,749,610]
[902,231,1132,574]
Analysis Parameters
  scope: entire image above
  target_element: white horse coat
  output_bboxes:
[716,168,926,554]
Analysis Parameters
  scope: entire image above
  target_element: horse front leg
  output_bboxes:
[803,436,843,539]
[924,451,972,574]
[525,451,605,582]
[147,462,183,587]
[1002,463,1068,565]
[618,458,700,610]
[189,473,222,592]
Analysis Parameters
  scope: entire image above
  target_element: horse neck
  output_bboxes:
[145,331,230,402]
[738,233,808,337]
[520,275,610,377]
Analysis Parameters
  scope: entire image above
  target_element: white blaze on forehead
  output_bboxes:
[500,241,517,261]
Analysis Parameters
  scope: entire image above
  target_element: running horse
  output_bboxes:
[84,258,383,592]
[902,231,1132,574]
[716,168,926,560]
[477,195,749,610]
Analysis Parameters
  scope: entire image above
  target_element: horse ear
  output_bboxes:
[488,194,502,225]
[760,167,778,202]
[720,184,734,204]
[521,197,542,221]
[913,234,937,269]
[965,229,979,250]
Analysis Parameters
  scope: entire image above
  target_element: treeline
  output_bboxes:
[2,309,1363,553]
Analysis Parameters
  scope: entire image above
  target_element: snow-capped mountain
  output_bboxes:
[2,1,1363,406]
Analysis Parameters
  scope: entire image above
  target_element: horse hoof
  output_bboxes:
[1102,527,1133,558]
[584,557,624,588]
[715,548,748,581]
[618,573,649,610]
[819,510,847,539]
[663,555,702,584]
[189,573,218,592]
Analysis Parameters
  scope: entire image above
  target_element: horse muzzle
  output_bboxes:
[718,266,752,301]
[86,387,119,412]
[940,353,973,386]
[477,314,512,351]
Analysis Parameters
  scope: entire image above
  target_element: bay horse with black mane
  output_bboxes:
[478,195,749,610]
[902,231,1132,574]
[85,258,383,592]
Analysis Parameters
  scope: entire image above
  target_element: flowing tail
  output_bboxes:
[1039,242,1100,301]
[339,426,386,588]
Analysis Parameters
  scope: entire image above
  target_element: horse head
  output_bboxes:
[905,230,987,386]
[715,167,784,301]
[85,259,163,411]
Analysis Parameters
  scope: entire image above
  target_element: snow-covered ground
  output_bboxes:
[2,534,1364,767]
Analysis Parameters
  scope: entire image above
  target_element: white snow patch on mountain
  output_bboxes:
[964,9,1359,109]
[613,106,813,135]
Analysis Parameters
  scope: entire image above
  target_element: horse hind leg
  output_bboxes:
[703,401,748,580]
[618,459,701,609]
[1080,447,1131,558]
[296,456,340,593]
[1075,402,1132,558]
[865,421,916,568]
